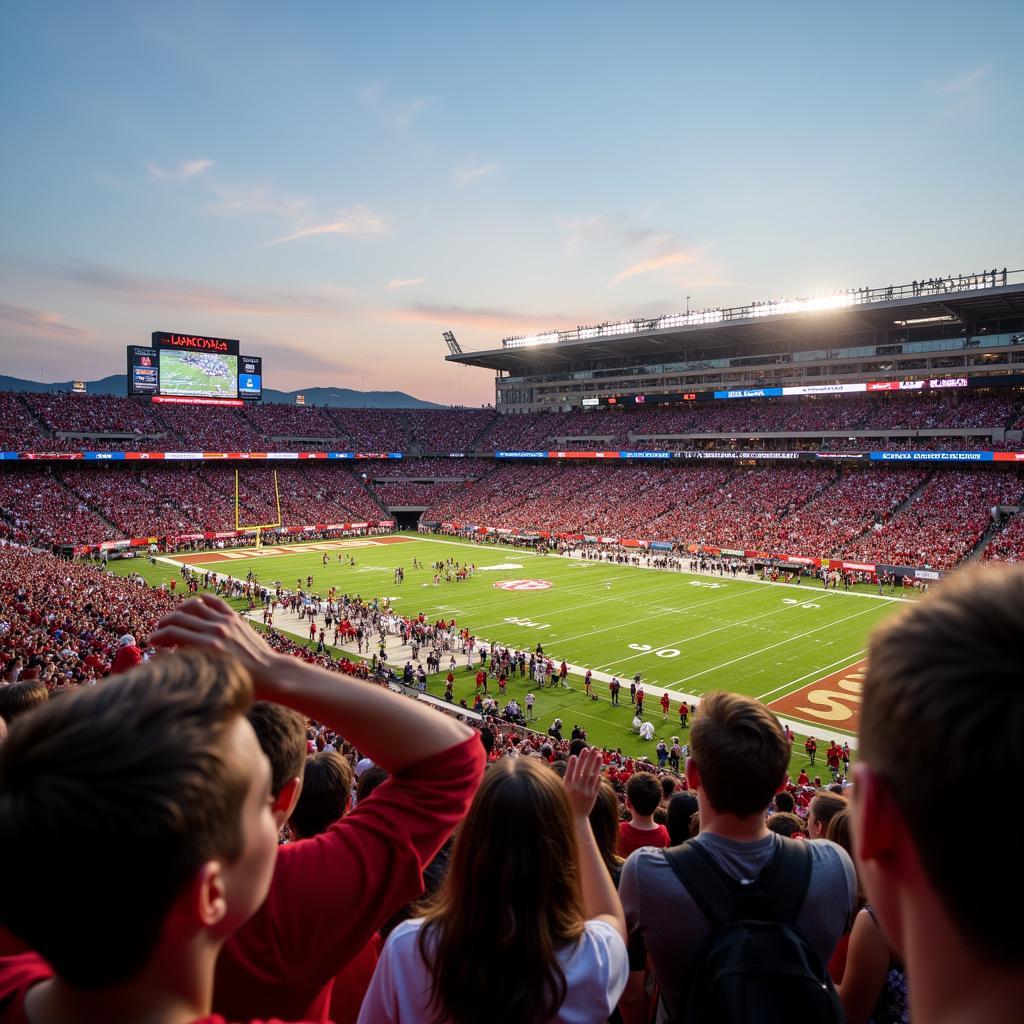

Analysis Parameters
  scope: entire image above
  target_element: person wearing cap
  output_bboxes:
[110,635,142,676]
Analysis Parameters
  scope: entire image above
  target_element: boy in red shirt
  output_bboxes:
[0,595,481,1024]
[617,772,670,857]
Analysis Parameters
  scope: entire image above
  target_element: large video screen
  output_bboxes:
[126,333,262,401]
[159,349,239,399]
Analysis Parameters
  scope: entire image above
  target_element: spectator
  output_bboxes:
[0,681,48,726]
[290,751,354,840]
[617,772,671,857]
[767,811,807,838]
[110,633,143,675]
[0,650,281,1024]
[619,691,856,1023]
[807,790,848,839]
[666,790,699,846]
[149,595,484,1024]
[357,748,628,1023]
[850,564,1024,1024]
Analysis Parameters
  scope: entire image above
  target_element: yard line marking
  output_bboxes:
[756,649,868,701]
[666,603,881,687]
[592,593,840,672]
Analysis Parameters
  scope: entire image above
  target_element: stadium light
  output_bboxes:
[504,332,560,349]
[892,315,956,326]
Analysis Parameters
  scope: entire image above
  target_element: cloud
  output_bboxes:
[396,97,430,127]
[454,160,499,186]
[262,204,390,247]
[607,249,702,288]
[0,302,94,341]
[384,302,575,335]
[925,64,992,118]
[47,257,341,318]
[387,276,425,290]
[926,64,991,95]
[358,81,432,127]
[146,157,215,181]
[206,181,313,219]
[557,213,675,257]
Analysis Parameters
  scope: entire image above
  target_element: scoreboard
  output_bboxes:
[127,333,262,402]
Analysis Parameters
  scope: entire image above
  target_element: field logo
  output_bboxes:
[493,579,553,592]
[768,659,865,733]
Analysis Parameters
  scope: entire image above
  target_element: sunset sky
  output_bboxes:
[1,1,1022,405]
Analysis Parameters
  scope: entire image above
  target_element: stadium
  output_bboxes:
[3,7,1024,1018]
[4,286,1024,1024]
[2,269,1023,753]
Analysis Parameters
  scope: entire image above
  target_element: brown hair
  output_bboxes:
[588,779,624,876]
[690,691,790,817]
[625,771,662,816]
[860,563,1024,962]
[0,680,48,725]
[809,790,848,831]
[767,812,807,838]
[0,650,252,989]
[290,751,353,839]
[417,758,587,1024]
[246,700,307,797]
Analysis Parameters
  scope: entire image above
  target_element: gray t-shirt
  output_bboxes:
[619,832,857,1023]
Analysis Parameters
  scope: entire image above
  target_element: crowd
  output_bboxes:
[1,563,1020,1023]
[845,470,1023,570]
[1,390,1022,455]
[1,457,1021,571]
[981,511,1024,562]
[423,462,1023,569]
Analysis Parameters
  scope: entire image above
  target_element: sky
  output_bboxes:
[1,1,1022,406]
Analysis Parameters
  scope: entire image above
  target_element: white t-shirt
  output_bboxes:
[357,917,628,1024]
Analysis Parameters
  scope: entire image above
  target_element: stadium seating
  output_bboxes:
[981,512,1024,562]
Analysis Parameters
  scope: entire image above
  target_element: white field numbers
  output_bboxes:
[504,616,550,629]
[629,643,681,658]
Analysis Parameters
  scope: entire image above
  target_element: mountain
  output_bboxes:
[0,374,443,408]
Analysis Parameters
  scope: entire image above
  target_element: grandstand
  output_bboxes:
[0,268,1021,577]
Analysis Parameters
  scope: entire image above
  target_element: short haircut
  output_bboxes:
[247,701,307,797]
[0,681,49,725]
[860,564,1024,963]
[625,772,662,816]
[290,751,353,839]
[660,777,676,800]
[767,812,807,838]
[0,650,252,989]
[809,791,847,830]
[774,790,795,813]
[690,691,790,817]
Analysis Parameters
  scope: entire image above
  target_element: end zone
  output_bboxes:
[171,535,414,566]
[767,659,865,734]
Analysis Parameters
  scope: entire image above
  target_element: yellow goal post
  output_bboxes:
[235,469,283,547]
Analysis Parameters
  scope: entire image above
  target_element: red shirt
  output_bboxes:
[214,735,484,1022]
[109,644,142,676]
[617,821,670,858]
[0,953,305,1024]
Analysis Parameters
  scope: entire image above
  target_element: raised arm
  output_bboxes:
[151,594,473,770]
[564,747,626,940]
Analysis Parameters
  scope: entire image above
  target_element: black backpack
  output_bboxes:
[662,837,845,1024]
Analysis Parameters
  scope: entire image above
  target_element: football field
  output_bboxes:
[143,532,908,759]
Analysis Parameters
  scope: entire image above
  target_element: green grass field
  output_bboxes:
[106,531,906,776]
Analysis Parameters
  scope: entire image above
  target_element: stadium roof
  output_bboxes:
[446,271,1024,372]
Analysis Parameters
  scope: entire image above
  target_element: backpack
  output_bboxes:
[662,837,845,1024]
